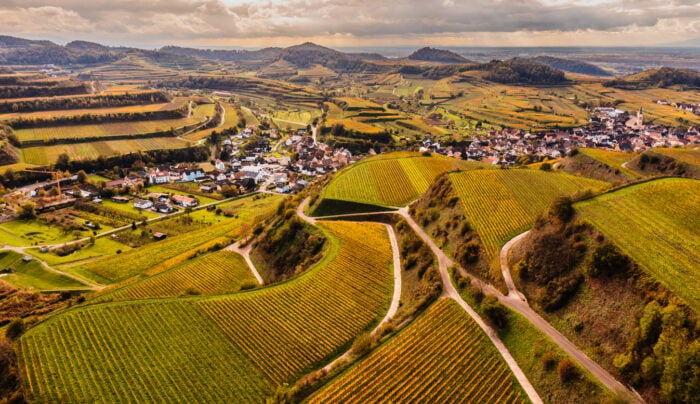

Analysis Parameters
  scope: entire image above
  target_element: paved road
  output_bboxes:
[301,196,644,403]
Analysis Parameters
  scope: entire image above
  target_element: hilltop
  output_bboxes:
[604,67,700,89]
[407,47,471,64]
[530,56,611,77]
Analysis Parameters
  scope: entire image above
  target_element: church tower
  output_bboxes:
[637,106,644,127]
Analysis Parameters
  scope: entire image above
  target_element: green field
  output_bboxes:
[316,153,484,212]
[0,250,86,291]
[19,220,394,402]
[0,219,77,247]
[450,169,610,258]
[101,250,257,300]
[575,178,700,312]
[309,299,527,403]
[21,137,192,165]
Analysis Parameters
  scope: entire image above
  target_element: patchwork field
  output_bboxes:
[309,299,527,403]
[316,153,484,212]
[575,178,700,312]
[19,220,394,402]
[21,137,192,165]
[450,169,610,258]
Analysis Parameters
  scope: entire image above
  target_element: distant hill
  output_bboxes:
[604,67,700,89]
[0,35,120,65]
[277,42,387,73]
[407,47,471,64]
[0,35,54,49]
[476,58,567,84]
[161,46,283,62]
[530,56,611,77]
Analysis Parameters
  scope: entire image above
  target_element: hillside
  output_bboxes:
[476,58,568,84]
[556,148,639,184]
[407,47,471,64]
[531,56,611,77]
[604,67,700,89]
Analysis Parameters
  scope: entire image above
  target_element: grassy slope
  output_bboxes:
[0,251,86,291]
[575,178,700,312]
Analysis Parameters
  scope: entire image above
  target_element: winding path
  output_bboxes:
[297,201,403,373]
[299,197,644,403]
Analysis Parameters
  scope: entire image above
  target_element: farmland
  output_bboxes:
[449,169,610,258]
[575,178,700,312]
[21,137,192,165]
[183,103,239,141]
[103,250,257,300]
[19,220,394,402]
[316,153,485,211]
[309,299,527,403]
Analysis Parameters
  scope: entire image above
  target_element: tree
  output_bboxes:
[76,170,88,184]
[16,202,36,220]
[55,153,70,170]
[558,358,578,382]
[539,162,552,171]
[588,243,629,277]
[5,318,24,339]
[550,196,574,222]
[481,296,508,329]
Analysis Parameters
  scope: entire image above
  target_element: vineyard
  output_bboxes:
[449,169,610,258]
[19,220,394,402]
[318,153,483,209]
[578,148,639,178]
[575,178,700,312]
[183,103,239,141]
[104,251,257,300]
[198,220,393,384]
[21,137,191,165]
[652,146,700,168]
[0,98,187,122]
[309,299,527,403]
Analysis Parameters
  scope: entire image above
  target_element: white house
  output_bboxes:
[134,199,153,210]
[181,169,205,182]
[149,170,170,184]
[215,159,226,171]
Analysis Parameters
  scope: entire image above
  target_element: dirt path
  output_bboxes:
[224,241,264,286]
[297,199,403,373]
[499,230,530,302]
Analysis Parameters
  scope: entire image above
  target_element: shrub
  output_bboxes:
[5,318,24,339]
[539,162,552,171]
[541,351,557,371]
[351,333,374,357]
[588,242,629,277]
[550,196,574,222]
[481,296,508,329]
[557,358,578,382]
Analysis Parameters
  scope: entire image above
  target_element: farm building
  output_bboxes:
[112,196,130,204]
[172,195,198,207]
[134,199,154,210]
[153,232,167,241]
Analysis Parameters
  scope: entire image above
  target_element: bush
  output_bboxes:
[539,162,552,171]
[351,333,374,357]
[541,351,557,371]
[588,242,629,277]
[557,358,579,382]
[5,318,24,339]
[481,296,508,329]
[550,196,574,222]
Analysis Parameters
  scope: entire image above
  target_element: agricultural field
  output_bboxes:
[29,238,130,267]
[575,178,700,312]
[326,118,384,135]
[449,169,610,258]
[103,250,257,300]
[316,153,485,210]
[0,97,188,122]
[0,250,87,291]
[13,114,202,145]
[183,103,239,141]
[309,299,527,403]
[68,194,282,284]
[652,146,700,168]
[577,148,640,178]
[19,220,394,402]
[334,97,384,111]
[21,137,192,165]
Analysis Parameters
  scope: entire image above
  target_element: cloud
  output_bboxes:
[0,0,697,46]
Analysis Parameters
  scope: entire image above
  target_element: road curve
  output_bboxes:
[499,230,530,302]
[224,242,264,286]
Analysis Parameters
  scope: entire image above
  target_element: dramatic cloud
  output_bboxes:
[0,0,698,46]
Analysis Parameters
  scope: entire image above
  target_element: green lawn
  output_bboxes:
[0,250,87,291]
[0,219,77,247]
[27,238,130,266]
[99,199,161,219]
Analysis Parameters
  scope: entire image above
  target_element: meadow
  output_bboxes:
[19,220,394,402]
[0,250,87,291]
[449,169,610,258]
[0,219,77,247]
[575,178,700,312]
[317,153,484,211]
[309,299,527,403]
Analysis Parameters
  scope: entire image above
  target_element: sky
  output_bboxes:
[0,0,699,48]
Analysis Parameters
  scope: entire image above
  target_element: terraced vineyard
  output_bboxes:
[104,251,257,300]
[450,169,610,257]
[19,221,394,402]
[309,299,527,403]
[317,153,484,211]
[575,178,700,312]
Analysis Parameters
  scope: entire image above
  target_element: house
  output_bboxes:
[172,195,198,208]
[134,199,153,210]
[215,159,226,171]
[112,196,130,203]
[200,184,217,193]
[153,232,167,241]
[106,176,143,189]
[149,170,170,184]
[181,169,205,182]
[154,202,174,213]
